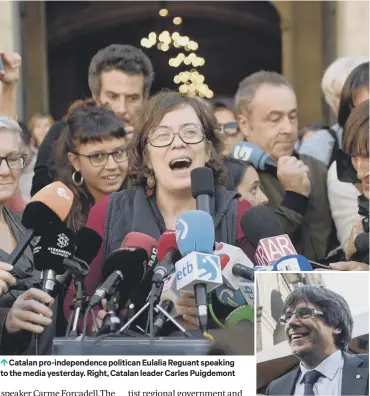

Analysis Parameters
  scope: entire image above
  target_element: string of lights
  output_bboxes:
[140,6,214,98]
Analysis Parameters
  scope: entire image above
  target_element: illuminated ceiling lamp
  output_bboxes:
[158,0,169,18]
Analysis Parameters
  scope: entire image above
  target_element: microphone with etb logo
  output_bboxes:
[175,210,222,334]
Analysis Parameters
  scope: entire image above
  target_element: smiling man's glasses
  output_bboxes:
[280,307,324,325]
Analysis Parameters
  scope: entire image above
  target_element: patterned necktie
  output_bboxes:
[303,370,322,395]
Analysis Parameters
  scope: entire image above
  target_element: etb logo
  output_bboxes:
[175,252,222,293]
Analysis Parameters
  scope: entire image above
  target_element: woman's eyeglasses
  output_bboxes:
[217,122,239,136]
[0,154,27,170]
[72,147,128,167]
[279,307,324,325]
[148,124,205,148]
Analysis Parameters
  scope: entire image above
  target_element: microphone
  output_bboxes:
[59,227,102,283]
[31,227,76,297]
[232,264,255,282]
[151,231,180,287]
[120,232,158,277]
[215,285,247,308]
[191,167,215,214]
[152,299,174,336]
[160,272,180,307]
[240,206,297,266]
[89,270,124,308]
[272,254,313,271]
[63,227,102,336]
[240,205,285,248]
[175,210,222,333]
[237,278,255,308]
[352,232,369,264]
[92,232,153,308]
[214,242,254,289]
[232,142,277,172]
[254,234,297,267]
[8,182,74,266]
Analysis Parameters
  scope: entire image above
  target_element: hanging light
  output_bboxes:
[162,43,170,51]
[159,8,169,17]
[173,17,182,25]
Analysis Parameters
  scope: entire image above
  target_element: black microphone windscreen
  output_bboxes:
[191,167,215,198]
[74,227,102,264]
[241,205,284,247]
[355,232,369,252]
[102,248,146,284]
[22,201,65,234]
[32,228,76,274]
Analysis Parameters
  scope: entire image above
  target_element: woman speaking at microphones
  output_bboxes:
[66,91,255,333]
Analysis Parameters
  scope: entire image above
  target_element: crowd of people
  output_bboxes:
[0,43,368,356]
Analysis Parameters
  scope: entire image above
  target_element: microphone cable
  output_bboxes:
[203,331,215,343]
[207,293,225,329]
[208,304,225,329]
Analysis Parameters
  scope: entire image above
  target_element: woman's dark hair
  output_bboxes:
[225,158,251,188]
[129,91,226,186]
[342,100,369,157]
[338,62,369,127]
[56,99,126,232]
[282,285,353,350]
[211,99,236,114]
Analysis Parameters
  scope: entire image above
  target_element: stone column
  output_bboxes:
[272,1,325,128]
[23,1,49,120]
[336,0,370,57]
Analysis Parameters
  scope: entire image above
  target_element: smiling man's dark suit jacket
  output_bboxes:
[266,352,369,395]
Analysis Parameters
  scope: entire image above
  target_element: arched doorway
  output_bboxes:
[46,1,281,118]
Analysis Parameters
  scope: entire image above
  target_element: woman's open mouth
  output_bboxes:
[169,157,193,171]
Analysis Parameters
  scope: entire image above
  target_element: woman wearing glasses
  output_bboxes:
[0,117,55,355]
[56,99,128,232]
[212,101,243,156]
[65,92,254,333]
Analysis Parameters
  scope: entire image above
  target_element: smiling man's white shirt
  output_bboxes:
[294,349,344,395]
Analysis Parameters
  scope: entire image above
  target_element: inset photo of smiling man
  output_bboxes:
[255,272,369,396]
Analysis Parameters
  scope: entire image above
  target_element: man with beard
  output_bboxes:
[31,44,154,195]
[267,285,368,395]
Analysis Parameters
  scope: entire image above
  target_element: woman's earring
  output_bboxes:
[72,171,84,187]
[146,170,156,190]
